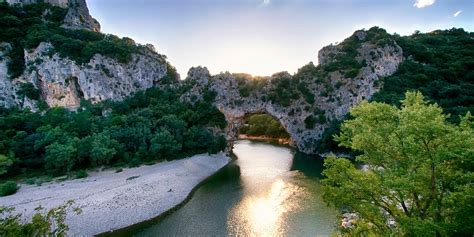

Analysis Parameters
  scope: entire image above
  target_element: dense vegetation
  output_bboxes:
[323,92,473,236]
[0,201,79,236]
[317,28,474,153]
[0,86,227,185]
[0,2,154,79]
[373,28,474,124]
[239,114,290,139]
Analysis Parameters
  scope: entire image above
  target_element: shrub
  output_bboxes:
[304,115,316,129]
[0,181,19,197]
[17,82,41,100]
[75,170,88,179]
[344,68,360,78]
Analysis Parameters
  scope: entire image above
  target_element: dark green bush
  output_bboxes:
[304,116,316,129]
[17,83,41,100]
[75,170,88,179]
[268,73,300,107]
[0,181,19,197]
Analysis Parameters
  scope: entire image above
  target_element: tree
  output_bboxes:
[0,154,13,176]
[89,133,119,166]
[44,140,78,173]
[0,201,81,237]
[322,91,474,236]
[150,129,182,160]
[17,83,41,101]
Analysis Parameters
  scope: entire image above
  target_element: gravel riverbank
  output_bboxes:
[0,153,231,236]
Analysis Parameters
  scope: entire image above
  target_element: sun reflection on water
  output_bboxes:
[228,179,302,237]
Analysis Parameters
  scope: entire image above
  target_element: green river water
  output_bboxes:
[111,140,338,237]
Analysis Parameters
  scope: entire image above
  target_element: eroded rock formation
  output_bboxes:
[184,30,403,154]
[5,0,100,31]
[0,42,170,109]
[0,0,404,154]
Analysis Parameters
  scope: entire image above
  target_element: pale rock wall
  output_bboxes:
[0,42,169,110]
[0,43,18,108]
[184,37,403,154]
[5,0,100,32]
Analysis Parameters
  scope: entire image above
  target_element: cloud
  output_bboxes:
[263,0,271,5]
[454,10,462,17]
[413,0,435,8]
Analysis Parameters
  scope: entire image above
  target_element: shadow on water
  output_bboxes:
[290,152,325,179]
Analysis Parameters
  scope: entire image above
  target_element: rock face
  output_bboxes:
[5,0,100,32]
[0,42,170,109]
[0,43,18,108]
[0,0,403,154]
[184,30,403,154]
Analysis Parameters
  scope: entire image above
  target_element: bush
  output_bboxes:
[304,115,316,129]
[75,170,88,179]
[17,83,41,100]
[0,181,19,197]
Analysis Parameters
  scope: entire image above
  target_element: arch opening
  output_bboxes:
[236,113,293,146]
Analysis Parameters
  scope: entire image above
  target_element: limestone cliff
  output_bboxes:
[5,0,100,31]
[0,0,175,110]
[0,0,403,154]
[183,29,403,154]
[0,42,170,109]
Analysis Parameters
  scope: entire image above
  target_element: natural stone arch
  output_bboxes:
[183,31,403,154]
[219,106,297,151]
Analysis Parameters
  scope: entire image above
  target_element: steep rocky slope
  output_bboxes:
[0,1,174,110]
[0,0,404,154]
[0,42,171,110]
[5,0,100,31]
[184,28,403,154]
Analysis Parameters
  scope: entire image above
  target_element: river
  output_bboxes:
[111,140,338,236]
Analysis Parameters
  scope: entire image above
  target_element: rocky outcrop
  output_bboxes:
[5,0,100,32]
[0,0,403,154]
[62,0,100,32]
[0,42,170,109]
[0,43,18,108]
[184,30,403,154]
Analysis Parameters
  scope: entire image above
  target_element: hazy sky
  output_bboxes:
[87,0,473,77]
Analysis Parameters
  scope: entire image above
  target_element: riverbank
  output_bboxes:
[238,134,293,146]
[0,153,231,236]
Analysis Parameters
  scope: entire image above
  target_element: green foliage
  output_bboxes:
[75,170,88,179]
[234,74,268,98]
[0,86,227,178]
[322,27,391,78]
[373,28,474,123]
[344,68,360,78]
[268,72,301,107]
[160,63,179,84]
[17,83,41,100]
[304,115,316,129]
[0,154,14,176]
[316,28,473,154]
[0,2,156,79]
[0,201,80,237]
[0,181,18,196]
[322,92,474,236]
[239,114,290,139]
[44,140,77,174]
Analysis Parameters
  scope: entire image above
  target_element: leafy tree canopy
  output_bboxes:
[322,91,474,236]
